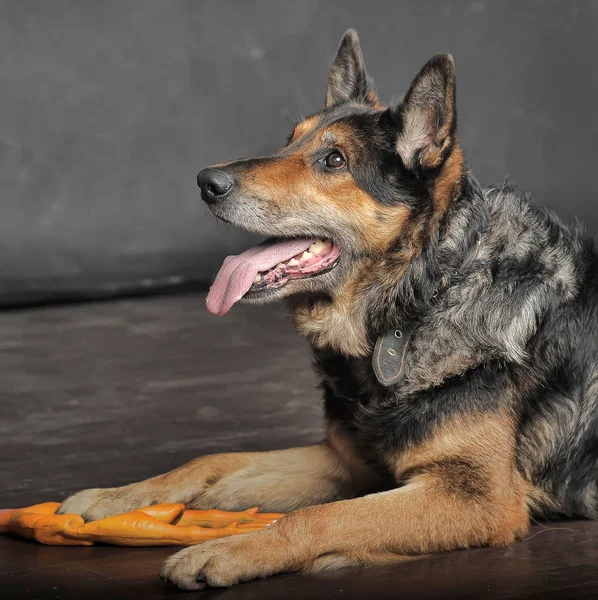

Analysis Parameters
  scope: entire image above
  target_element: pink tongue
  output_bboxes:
[206,238,315,316]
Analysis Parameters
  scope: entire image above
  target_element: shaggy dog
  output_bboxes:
[60,30,598,590]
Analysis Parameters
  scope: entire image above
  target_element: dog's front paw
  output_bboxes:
[161,530,295,590]
[57,485,152,521]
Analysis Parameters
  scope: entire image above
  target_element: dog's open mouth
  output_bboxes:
[206,238,340,316]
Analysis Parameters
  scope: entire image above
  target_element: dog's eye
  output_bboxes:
[324,151,346,169]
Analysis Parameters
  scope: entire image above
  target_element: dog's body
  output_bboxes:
[313,181,598,519]
[59,31,598,589]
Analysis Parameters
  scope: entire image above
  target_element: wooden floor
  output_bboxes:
[1,294,597,599]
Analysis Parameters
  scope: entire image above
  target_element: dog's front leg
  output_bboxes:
[162,417,531,589]
[58,429,381,520]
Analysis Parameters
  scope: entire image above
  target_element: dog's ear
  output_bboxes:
[393,54,457,171]
[325,29,379,108]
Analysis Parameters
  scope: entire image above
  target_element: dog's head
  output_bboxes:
[200,30,464,316]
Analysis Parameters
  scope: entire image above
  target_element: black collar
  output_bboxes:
[372,235,481,387]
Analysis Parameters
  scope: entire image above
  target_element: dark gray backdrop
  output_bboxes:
[1,0,597,306]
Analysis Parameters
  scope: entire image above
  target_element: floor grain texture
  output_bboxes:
[1,294,597,599]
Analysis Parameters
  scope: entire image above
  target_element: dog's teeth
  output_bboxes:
[322,239,332,248]
[309,240,326,254]
[288,258,299,266]
[301,251,313,261]
[254,274,262,283]
[276,263,285,269]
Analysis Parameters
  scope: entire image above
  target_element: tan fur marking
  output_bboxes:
[155,444,360,513]
[392,412,530,546]
[396,412,512,473]
[293,231,421,357]
[290,272,371,357]
[524,482,562,518]
[327,422,388,493]
[290,115,321,143]
[290,230,417,357]
[431,142,464,223]
[58,443,372,521]
[366,89,385,109]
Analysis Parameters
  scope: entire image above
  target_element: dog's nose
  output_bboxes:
[197,168,234,204]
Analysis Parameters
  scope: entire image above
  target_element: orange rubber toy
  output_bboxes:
[0,502,284,547]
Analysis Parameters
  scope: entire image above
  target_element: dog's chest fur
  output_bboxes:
[289,278,372,358]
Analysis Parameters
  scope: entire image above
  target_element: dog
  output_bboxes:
[58,29,598,590]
